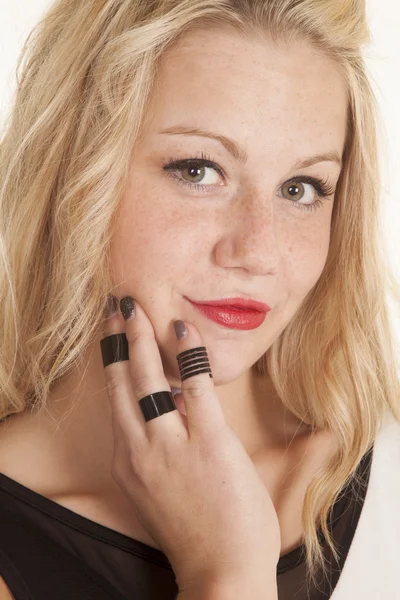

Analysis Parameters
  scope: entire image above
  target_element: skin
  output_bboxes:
[0,27,347,560]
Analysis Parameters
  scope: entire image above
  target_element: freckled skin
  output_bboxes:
[0,27,349,545]
[110,27,347,398]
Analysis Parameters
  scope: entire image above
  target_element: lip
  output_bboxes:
[187,298,270,330]
[188,297,271,312]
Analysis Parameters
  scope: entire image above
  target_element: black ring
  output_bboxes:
[176,346,213,382]
[100,333,129,368]
[139,391,177,422]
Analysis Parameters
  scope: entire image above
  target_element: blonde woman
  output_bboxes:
[0,1,399,599]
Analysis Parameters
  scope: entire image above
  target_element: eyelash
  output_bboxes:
[162,152,336,212]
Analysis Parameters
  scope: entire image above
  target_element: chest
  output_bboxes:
[252,430,338,556]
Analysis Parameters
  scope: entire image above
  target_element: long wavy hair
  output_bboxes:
[1,0,399,589]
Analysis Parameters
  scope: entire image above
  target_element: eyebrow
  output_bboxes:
[159,125,343,169]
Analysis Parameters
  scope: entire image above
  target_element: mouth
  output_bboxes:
[186,299,269,331]
[187,297,271,312]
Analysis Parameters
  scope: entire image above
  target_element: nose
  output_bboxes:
[214,187,280,276]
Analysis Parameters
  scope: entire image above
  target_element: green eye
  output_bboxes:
[164,157,224,189]
[282,181,306,202]
[279,176,335,212]
[182,165,206,184]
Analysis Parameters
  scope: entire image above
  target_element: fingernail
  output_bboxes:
[120,296,135,321]
[105,295,119,318]
[173,319,188,340]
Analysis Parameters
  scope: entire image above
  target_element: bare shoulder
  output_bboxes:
[0,576,15,600]
[0,413,61,496]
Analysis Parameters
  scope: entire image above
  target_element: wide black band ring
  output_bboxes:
[139,391,177,422]
[100,333,129,368]
[100,333,177,422]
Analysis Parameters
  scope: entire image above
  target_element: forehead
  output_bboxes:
[147,27,348,158]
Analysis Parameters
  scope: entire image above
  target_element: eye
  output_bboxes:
[280,176,335,212]
[163,154,225,192]
[179,161,221,185]
[282,180,317,204]
[163,155,335,213]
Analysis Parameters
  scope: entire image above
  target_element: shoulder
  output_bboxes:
[0,576,15,600]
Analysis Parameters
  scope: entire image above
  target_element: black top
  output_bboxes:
[0,446,373,600]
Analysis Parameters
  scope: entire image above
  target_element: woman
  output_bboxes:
[0,0,399,598]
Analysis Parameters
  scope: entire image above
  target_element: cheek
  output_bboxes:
[284,222,331,298]
[109,187,204,286]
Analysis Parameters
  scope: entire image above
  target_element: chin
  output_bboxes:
[204,361,246,388]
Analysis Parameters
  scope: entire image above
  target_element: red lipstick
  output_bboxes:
[187,297,271,331]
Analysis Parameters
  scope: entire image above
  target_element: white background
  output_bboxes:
[0,0,399,345]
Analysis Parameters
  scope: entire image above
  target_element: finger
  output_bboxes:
[174,319,227,438]
[122,297,189,442]
[101,296,148,445]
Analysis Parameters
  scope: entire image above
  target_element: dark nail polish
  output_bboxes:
[173,320,187,340]
[105,295,119,318]
[120,296,135,320]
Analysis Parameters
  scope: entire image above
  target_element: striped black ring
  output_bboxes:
[176,346,213,381]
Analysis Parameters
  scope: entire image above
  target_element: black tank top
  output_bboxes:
[0,446,373,600]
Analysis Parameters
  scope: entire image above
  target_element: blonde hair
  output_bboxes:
[1,0,399,590]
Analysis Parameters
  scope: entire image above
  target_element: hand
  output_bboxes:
[101,296,281,592]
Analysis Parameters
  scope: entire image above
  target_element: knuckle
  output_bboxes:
[133,373,157,398]
[104,369,122,400]
[182,378,205,400]
[125,327,154,345]
[124,327,141,344]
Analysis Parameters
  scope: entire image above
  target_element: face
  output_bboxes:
[110,27,347,390]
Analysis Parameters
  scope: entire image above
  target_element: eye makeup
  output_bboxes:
[162,152,336,212]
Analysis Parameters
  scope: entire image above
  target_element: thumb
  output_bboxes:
[173,319,226,437]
